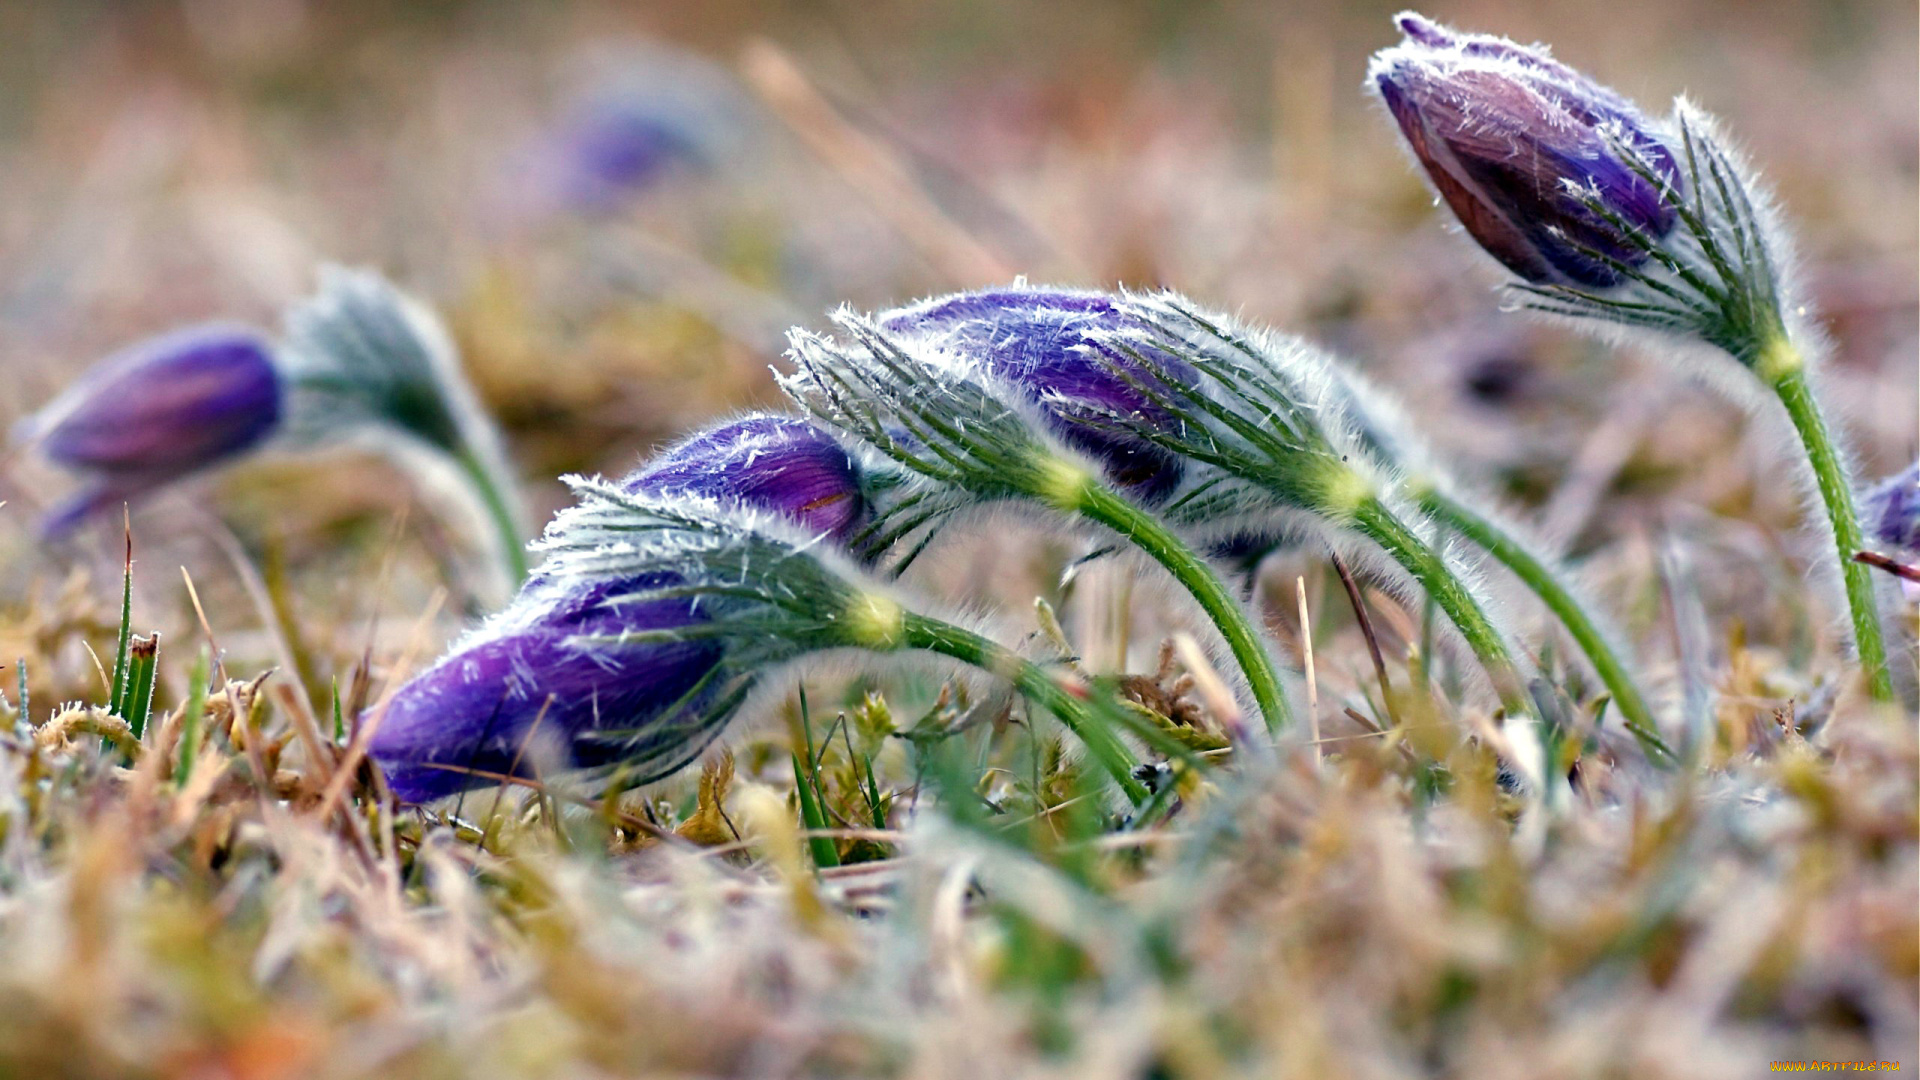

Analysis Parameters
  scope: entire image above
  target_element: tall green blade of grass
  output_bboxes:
[793,689,840,869]
[331,678,346,743]
[174,648,211,787]
[833,716,889,831]
[790,753,840,869]
[122,633,160,742]
[106,533,134,717]
[861,754,886,829]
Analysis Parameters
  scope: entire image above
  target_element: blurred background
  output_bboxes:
[0,0,1912,701]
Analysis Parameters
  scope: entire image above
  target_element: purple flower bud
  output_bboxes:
[878,287,1189,502]
[514,46,749,216]
[369,574,722,803]
[1208,530,1294,578]
[17,325,283,537]
[1369,13,1681,288]
[625,415,867,544]
[1863,462,1920,554]
[549,100,708,210]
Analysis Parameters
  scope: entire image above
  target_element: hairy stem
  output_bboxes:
[455,445,530,585]
[1421,489,1675,765]
[1764,351,1894,702]
[1351,497,1536,722]
[1074,485,1293,733]
[902,613,1148,803]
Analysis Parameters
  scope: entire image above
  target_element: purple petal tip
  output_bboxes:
[1394,12,1450,46]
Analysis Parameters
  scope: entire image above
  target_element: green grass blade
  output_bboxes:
[791,689,840,868]
[791,752,840,869]
[123,633,160,742]
[331,678,346,743]
[174,648,211,787]
[861,753,886,829]
[107,535,134,717]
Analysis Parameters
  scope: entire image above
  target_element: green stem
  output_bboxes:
[1075,485,1292,733]
[902,613,1149,804]
[1351,497,1535,721]
[1421,489,1675,766]
[1766,356,1894,701]
[454,445,529,584]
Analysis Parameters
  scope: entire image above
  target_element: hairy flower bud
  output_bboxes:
[370,415,868,804]
[1369,13,1680,288]
[1862,462,1920,554]
[369,574,721,803]
[516,45,749,216]
[281,266,530,585]
[17,325,283,537]
[281,268,491,460]
[878,287,1188,502]
[548,102,710,211]
[1372,17,1895,703]
[625,415,867,545]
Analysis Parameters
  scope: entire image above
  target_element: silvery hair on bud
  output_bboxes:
[1312,326,1637,656]
[279,266,504,461]
[777,307,1152,574]
[778,303,1307,713]
[1535,101,1822,412]
[537,477,1025,729]
[1099,290,1531,691]
[278,265,527,587]
[1615,105,1879,628]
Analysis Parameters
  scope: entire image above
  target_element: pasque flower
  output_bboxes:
[1862,462,1920,554]
[372,480,1149,804]
[1058,292,1552,753]
[1072,290,1669,764]
[1371,12,1897,702]
[17,268,532,592]
[277,267,532,587]
[1370,13,1680,289]
[626,414,868,546]
[879,288,1189,503]
[781,298,1295,733]
[369,573,720,804]
[521,44,750,215]
[374,413,879,802]
[17,326,283,538]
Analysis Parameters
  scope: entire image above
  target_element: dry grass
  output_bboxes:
[0,1,1913,1075]
[0,644,1910,1077]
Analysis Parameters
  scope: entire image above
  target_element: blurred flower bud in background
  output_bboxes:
[14,325,284,538]
[280,266,531,585]
[15,266,531,591]
[509,42,753,218]
[1862,461,1920,554]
